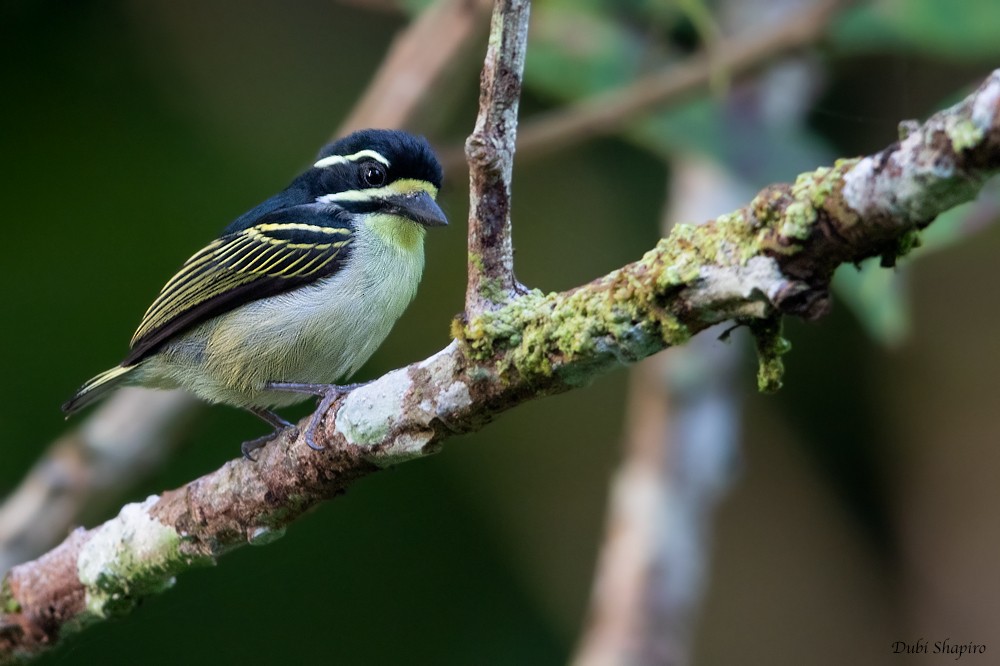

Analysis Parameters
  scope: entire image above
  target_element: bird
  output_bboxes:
[62,129,447,460]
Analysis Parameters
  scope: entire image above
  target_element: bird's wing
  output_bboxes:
[123,205,354,366]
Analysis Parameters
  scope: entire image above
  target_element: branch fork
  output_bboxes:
[4,2,1000,661]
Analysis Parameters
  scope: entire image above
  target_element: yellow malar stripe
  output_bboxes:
[317,178,438,204]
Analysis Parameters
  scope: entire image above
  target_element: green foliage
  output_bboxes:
[527,4,650,99]
[834,0,1000,58]
[832,261,910,347]
[521,0,1000,351]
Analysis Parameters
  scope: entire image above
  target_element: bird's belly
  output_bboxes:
[144,264,418,408]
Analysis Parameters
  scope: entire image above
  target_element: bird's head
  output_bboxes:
[309,129,447,231]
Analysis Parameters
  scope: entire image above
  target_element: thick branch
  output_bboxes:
[3,64,999,666]
[0,0,489,582]
[0,391,197,577]
[465,0,530,312]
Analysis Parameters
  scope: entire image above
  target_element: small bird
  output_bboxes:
[63,129,447,460]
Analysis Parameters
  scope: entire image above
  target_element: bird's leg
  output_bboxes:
[241,407,297,462]
[265,381,367,451]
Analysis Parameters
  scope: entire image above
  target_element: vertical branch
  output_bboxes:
[465,0,531,313]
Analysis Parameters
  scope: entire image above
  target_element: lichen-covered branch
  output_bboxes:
[0,0,490,584]
[465,0,530,311]
[0,390,198,579]
[574,157,747,666]
[2,56,999,666]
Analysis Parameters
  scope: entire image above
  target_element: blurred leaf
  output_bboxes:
[917,178,1000,255]
[832,260,910,348]
[832,178,1000,348]
[675,0,727,93]
[527,4,650,99]
[635,97,835,187]
[400,0,434,14]
[834,0,1000,58]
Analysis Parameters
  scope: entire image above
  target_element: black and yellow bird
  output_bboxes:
[63,129,447,459]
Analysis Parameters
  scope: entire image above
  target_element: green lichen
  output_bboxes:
[468,251,484,274]
[779,200,817,240]
[78,499,213,619]
[1,576,19,614]
[949,118,984,152]
[456,158,876,388]
[456,199,807,384]
[755,159,862,255]
[459,264,691,385]
[751,317,791,393]
[478,276,509,304]
[898,119,920,141]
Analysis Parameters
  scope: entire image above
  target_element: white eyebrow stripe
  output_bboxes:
[313,149,391,169]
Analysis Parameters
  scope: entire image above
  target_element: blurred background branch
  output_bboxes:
[440,0,844,170]
[0,390,197,577]
[4,62,1000,659]
[3,0,1000,663]
[574,159,746,666]
[0,0,493,582]
[573,4,835,661]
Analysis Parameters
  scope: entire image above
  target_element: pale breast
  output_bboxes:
[141,223,426,408]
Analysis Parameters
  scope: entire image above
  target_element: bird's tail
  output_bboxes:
[61,365,136,416]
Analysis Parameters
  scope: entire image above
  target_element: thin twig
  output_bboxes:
[516,0,840,160]
[464,0,531,312]
[440,0,843,170]
[3,66,999,662]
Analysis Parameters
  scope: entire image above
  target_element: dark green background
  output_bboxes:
[3,1,1000,664]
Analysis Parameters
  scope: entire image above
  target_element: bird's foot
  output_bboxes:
[265,382,366,451]
[242,407,298,462]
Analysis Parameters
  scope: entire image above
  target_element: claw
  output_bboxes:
[239,425,299,462]
[241,406,299,461]
[265,381,368,453]
[241,434,272,462]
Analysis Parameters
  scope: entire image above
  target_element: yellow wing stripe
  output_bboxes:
[254,222,351,235]
[130,224,353,347]
[143,238,261,324]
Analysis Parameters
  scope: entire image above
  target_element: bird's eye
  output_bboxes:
[362,162,387,187]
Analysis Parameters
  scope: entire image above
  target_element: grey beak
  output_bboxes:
[383,190,448,228]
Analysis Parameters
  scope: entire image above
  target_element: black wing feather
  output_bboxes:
[123,205,353,366]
